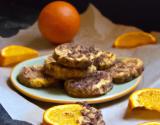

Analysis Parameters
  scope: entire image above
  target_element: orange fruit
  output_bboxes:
[43,104,84,125]
[128,88,160,112]
[0,45,38,66]
[38,1,81,44]
[139,121,160,125]
[113,32,157,49]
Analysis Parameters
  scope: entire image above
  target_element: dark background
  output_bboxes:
[0,0,160,37]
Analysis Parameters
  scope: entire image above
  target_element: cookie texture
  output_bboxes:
[94,51,117,70]
[64,71,113,97]
[43,56,97,80]
[107,58,144,83]
[18,65,62,88]
[53,43,102,69]
[76,102,105,125]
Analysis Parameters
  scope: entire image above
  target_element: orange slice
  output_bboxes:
[113,32,157,49]
[139,121,160,125]
[43,104,84,125]
[0,45,38,66]
[128,88,160,112]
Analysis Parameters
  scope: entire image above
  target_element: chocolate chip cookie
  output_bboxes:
[53,43,102,69]
[94,51,117,70]
[76,101,105,125]
[64,71,113,97]
[18,65,62,88]
[43,56,97,80]
[107,58,144,83]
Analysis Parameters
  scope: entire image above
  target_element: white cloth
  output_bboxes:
[0,4,160,125]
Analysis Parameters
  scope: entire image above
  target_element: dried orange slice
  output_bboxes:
[0,45,38,66]
[43,104,84,125]
[113,32,157,49]
[139,121,160,125]
[128,88,160,112]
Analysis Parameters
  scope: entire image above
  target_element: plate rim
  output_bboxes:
[10,55,142,104]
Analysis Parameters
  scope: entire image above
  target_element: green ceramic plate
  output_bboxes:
[10,55,142,104]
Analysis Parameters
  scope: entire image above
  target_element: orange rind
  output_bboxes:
[128,88,160,112]
[113,32,157,49]
[0,45,38,66]
[139,121,160,125]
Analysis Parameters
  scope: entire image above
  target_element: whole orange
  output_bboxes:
[38,1,81,44]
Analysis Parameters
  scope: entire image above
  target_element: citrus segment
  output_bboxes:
[0,45,38,66]
[113,32,157,49]
[139,121,160,125]
[43,104,84,125]
[38,1,81,44]
[128,88,160,112]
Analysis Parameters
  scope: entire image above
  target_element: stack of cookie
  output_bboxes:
[43,43,117,79]
[18,43,144,97]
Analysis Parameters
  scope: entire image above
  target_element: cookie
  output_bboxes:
[64,71,113,97]
[94,51,117,70]
[43,56,97,80]
[18,65,63,88]
[76,102,105,125]
[53,43,102,69]
[107,58,144,83]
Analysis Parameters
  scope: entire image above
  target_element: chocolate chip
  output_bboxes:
[76,120,79,124]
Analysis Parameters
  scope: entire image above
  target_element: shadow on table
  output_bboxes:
[124,109,160,120]
[7,78,18,92]
[7,78,59,110]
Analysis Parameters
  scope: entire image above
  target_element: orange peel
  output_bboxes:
[113,32,157,49]
[128,88,160,112]
[139,121,160,125]
[0,45,38,66]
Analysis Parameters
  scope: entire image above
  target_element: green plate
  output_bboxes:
[10,55,142,104]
